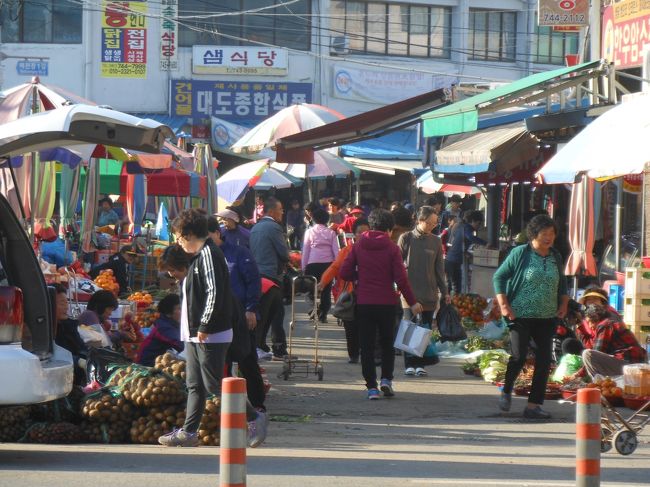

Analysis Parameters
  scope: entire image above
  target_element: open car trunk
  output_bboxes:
[0,193,53,358]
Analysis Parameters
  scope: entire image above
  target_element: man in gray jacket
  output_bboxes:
[250,197,291,360]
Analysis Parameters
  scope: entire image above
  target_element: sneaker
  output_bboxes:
[158,428,199,447]
[415,367,427,376]
[404,367,416,376]
[257,348,273,361]
[523,406,551,420]
[367,388,380,400]
[380,379,395,397]
[248,411,268,448]
[499,392,512,412]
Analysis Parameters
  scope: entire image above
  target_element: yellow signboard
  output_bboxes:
[101,1,148,79]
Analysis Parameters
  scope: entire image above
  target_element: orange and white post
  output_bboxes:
[576,388,601,487]
[220,377,247,487]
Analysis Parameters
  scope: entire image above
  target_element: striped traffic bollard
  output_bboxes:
[576,388,601,487]
[220,377,247,487]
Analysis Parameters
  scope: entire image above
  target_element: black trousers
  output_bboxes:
[445,260,462,294]
[256,286,287,355]
[503,318,556,405]
[227,331,266,411]
[305,262,333,321]
[343,319,360,360]
[357,304,396,390]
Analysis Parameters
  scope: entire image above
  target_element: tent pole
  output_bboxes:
[614,178,623,272]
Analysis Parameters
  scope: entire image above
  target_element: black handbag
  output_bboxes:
[332,287,355,321]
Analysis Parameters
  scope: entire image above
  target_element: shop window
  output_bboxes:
[1,0,82,44]
[532,21,579,65]
[178,0,311,51]
[330,1,451,59]
[468,9,517,62]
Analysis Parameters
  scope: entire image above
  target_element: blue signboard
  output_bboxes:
[16,60,48,76]
[170,80,312,126]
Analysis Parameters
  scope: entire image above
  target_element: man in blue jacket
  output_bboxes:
[250,197,291,360]
[445,210,486,294]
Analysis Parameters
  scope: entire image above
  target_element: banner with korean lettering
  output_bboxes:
[192,46,289,76]
[159,0,178,71]
[331,64,457,105]
[101,0,147,78]
[170,80,312,126]
[602,0,650,69]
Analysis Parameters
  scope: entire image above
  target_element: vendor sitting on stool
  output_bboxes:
[90,245,137,295]
[571,288,647,378]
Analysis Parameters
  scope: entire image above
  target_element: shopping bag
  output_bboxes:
[407,331,440,366]
[437,304,467,342]
[551,353,583,382]
[332,289,355,321]
[394,319,432,357]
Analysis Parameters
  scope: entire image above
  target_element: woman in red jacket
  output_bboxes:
[340,209,422,400]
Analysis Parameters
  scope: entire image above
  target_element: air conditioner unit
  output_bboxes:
[330,35,349,55]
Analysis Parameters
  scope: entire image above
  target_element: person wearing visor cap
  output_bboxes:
[216,206,251,248]
[571,285,647,378]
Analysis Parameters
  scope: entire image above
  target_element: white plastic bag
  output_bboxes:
[394,319,432,357]
[78,324,111,348]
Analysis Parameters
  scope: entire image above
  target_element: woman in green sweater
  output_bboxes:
[493,215,569,419]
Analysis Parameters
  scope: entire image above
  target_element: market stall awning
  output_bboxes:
[537,94,650,183]
[344,157,423,176]
[421,60,609,138]
[434,123,539,174]
[275,88,450,163]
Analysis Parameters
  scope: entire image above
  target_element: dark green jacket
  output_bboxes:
[493,244,568,306]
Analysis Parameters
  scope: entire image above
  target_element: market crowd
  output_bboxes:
[54,192,648,449]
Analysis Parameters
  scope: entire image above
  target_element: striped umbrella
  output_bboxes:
[271,150,360,180]
[216,160,268,209]
[231,104,344,155]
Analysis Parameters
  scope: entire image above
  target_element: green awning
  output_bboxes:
[55,159,122,195]
[421,60,606,138]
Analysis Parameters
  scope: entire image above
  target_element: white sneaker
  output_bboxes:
[415,367,427,376]
[248,411,268,448]
[404,367,416,376]
[257,348,272,361]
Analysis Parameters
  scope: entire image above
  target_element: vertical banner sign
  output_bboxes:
[538,0,589,26]
[602,0,650,69]
[160,0,179,71]
[101,1,148,78]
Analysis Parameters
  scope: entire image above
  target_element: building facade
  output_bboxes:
[0,0,579,129]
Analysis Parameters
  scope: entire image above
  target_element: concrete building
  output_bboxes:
[0,0,579,124]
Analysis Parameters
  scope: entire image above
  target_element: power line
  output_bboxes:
[47,0,577,80]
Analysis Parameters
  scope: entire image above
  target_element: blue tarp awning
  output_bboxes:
[130,113,191,136]
[339,129,422,160]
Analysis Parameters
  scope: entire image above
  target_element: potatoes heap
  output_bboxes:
[0,406,30,442]
[130,404,185,444]
[79,390,137,444]
[198,396,221,446]
[22,422,84,444]
[109,364,186,407]
[154,352,187,381]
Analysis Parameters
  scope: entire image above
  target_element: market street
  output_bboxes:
[1,306,648,487]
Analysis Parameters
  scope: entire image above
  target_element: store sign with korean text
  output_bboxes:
[538,0,588,26]
[602,0,650,69]
[101,1,147,78]
[170,80,312,125]
[16,60,48,76]
[192,46,288,76]
[159,0,178,71]
[332,64,457,104]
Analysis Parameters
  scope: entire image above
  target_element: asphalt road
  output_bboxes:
[1,299,649,487]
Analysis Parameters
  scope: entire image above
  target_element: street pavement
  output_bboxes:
[1,298,649,486]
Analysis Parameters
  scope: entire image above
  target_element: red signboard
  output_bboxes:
[602,0,650,69]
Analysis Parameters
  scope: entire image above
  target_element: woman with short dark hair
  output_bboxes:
[340,209,423,400]
[302,207,339,323]
[493,214,569,419]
